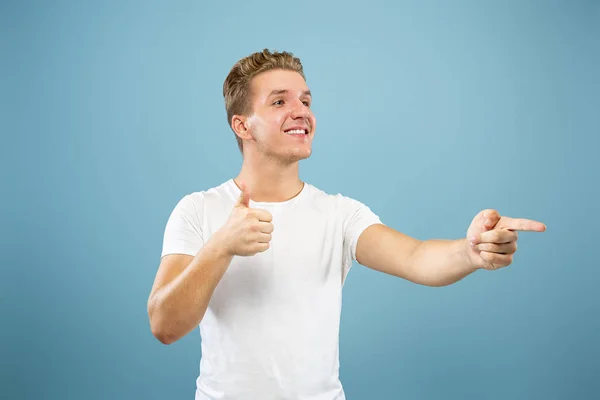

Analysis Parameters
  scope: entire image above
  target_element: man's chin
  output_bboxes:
[280,149,312,164]
[292,148,312,162]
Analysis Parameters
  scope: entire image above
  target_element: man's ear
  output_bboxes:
[232,115,253,141]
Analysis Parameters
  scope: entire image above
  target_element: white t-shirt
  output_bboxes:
[161,179,383,400]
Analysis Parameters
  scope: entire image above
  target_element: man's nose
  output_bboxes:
[290,99,310,119]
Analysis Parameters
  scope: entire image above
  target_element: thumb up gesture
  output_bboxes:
[217,182,274,257]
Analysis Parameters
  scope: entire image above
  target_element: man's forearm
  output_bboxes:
[148,235,234,344]
[408,238,479,287]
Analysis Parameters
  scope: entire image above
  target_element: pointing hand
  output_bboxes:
[465,209,546,270]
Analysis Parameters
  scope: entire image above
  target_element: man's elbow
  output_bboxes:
[148,304,179,345]
[151,326,178,345]
[149,315,182,345]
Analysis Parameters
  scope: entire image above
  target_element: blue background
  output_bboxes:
[3,1,599,399]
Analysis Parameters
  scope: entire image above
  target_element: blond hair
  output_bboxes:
[223,49,305,153]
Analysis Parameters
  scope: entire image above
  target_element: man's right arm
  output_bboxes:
[147,233,234,345]
[148,182,273,345]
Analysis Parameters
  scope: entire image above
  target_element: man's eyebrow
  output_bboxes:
[268,89,312,97]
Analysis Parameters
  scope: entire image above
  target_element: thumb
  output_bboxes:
[235,182,251,208]
[481,209,500,230]
[467,209,500,241]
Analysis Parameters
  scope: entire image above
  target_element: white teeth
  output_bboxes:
[286,129,306,135]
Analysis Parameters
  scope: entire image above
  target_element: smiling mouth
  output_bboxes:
[284,129,308,135]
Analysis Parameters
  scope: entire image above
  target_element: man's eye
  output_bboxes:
[273,100,284,106]
[303,101,310,107]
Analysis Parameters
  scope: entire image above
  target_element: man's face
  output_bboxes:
[243,69,316,163]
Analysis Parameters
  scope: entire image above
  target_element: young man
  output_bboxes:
[147,49,546,400]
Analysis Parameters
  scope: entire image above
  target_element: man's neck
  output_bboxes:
[234,155,304,203]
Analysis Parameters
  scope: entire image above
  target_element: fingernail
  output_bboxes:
[484,219,492,226]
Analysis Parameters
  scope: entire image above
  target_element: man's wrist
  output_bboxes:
[458,238,480,272]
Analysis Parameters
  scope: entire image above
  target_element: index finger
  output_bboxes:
[496,216,546,232]
[252,208,273,222]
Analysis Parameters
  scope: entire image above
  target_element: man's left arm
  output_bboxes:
[355,209,546,287]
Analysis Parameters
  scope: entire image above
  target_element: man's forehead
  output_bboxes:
[267,89,312,97]
[252,70,309,95]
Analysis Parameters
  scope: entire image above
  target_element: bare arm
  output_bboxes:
[355,210,546,287]
[356,224,475,287]
[147,234,234,344]
[148,182,273,344]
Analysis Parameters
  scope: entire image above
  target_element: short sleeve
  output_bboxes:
[338,195,383,277]
[161,194,204,258]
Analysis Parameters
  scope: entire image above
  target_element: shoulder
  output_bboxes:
[168,179,234,217]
